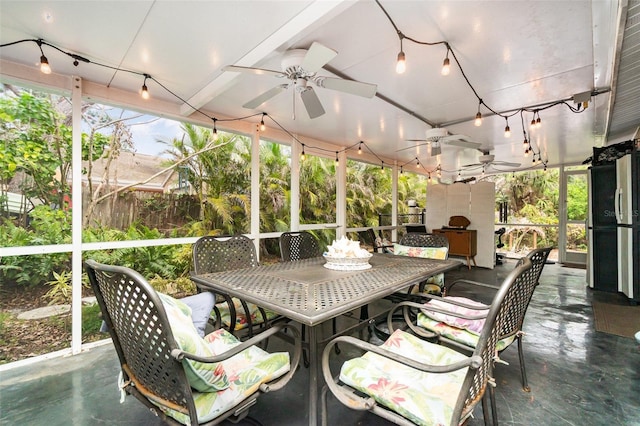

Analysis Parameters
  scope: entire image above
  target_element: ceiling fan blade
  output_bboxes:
[300,87,325,119]
[317,77,377,98]
[242,84,288,109]
[396,141,430,152]
[441,135,483,150]
[461,162,482,168]
[493,161,521,167]
[223,65,285,78]
[301,42,337,73]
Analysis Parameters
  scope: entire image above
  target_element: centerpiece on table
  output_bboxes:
[323,236,373,270]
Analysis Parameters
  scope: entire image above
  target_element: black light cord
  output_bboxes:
[374,1,594,125]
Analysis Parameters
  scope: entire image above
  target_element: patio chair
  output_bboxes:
[396,232,450,294]
[279,231,321,261]
[426,246,553,392]
[357,228,392,253]
[85,259,301,426]
[192,235,279,338]
[321,257,534,426]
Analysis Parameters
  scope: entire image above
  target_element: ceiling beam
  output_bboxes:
[179,0,354,116]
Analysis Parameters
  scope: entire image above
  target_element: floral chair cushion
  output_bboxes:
[393,243,448,293]
[213,298,279,330]
[339,329,472,426]
[150,328,291,425]
[420,296,488,335]
[417,306,516,352]
[159,293,230,392]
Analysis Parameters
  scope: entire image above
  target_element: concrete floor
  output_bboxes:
[1,258,639,425]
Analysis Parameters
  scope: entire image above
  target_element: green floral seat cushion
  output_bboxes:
[213,298,279,330]
[152,328,291,425]
[417,313,515,352]
[339,329,471,426]
[393,243,448,293]
[159,293,229,392]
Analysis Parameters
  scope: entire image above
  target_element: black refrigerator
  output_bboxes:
[588,163,618,292]
[588,148,640,302]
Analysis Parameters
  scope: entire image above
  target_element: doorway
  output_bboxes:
[560,166,589,265]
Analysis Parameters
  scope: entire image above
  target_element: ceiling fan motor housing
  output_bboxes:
[479,154,495,163]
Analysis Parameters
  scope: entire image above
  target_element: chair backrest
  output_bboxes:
[279,231,321,261]
[192,234,258,274]
[453,257,535,421]
[399,232,449,254]
[85,259,198,422]
[358,228,381,252]
[405,224,427,233]
[496,246,552,337]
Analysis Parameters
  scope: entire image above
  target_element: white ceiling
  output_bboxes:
[1,0,638,180]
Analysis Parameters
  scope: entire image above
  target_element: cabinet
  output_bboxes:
[433,229,477,269]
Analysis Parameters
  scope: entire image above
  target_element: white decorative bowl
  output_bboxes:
[323,253,373,271]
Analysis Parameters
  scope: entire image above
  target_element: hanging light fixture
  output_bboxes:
[335,151,339,163]
[36,39,51,74]
[504,117,511,138]
[396,50,406,74]
[260,113,266,131]
[396,34,406,74]
[428,173,432,183]
[431,141,442,156]
[301,144,306,161]
[212,118,219,141]
[140,74,150,100]
[441,49,450,76]
[474,100,483,126]
[535,113,541,128]
[358,141,363,154]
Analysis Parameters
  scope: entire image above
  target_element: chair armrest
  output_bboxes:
[321,334,482,412]
[171,323,301,374]
[445,279,500,295]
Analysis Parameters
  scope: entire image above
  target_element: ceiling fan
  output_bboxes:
[222,42,377,119]
[462,151,521,169]
[398,127,483,155]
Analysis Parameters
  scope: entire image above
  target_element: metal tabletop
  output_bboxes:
[191,253,462,326]
[191,253,462,426]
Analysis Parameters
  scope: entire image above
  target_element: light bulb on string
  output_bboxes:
[474,100,483,126]
[301,144,306,161]
[140,74,150,100]
[36,40,52,74]
[504,117,511,138]
[381,161,384,170]
[335,151,339,163]
[441,52,450,76]
[437,166,442,178]
[428,173,432,183]
[416,157,420,169]
[212,118,219,141]
[260,113,266,131]
[396,51,406,74]
[400,166,404,174]
[535,114,541,128]
[358,141,363,154]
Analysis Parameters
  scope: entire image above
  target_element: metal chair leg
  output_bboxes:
[517,334,530,392]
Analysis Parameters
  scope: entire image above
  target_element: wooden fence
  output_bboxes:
[83,189,200,234]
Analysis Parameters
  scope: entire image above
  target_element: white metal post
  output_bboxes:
[71,76,83,354]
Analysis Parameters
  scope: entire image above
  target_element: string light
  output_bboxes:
[260,113,266,131]
[301,144,306,161]
[400,166,404,174]
[504,117,511,138]
[212,118,219,141]
[474,100,483,126]
[381,161,384,170]
[36,39,51,74]
[428,173,432,183]
[416,157,420,169]
[530,116,537,129]
[335,151,339,163]
[437,166,442,178]
[535,113,541,128]
[358,141,363,154]
[441,50,450,76]
[396,46,406,74]
[140,74,150,100]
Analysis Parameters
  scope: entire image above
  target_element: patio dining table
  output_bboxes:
[191,253,462,426]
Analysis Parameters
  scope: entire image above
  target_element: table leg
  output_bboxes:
[308,325,318,426]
